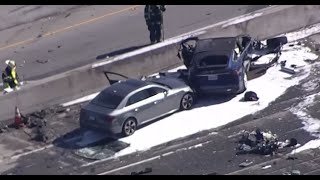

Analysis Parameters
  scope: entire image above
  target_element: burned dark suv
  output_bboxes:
[177,35,287,95]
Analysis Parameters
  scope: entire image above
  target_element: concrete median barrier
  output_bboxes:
[201,5,320,40]
[0,5,320,122]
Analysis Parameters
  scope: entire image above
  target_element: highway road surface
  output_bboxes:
[0,5,268,81]
[0,34,320,175]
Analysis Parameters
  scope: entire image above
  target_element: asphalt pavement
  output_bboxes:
[0,5,267,81]
[0,38,320,175]
[3,5,320,175]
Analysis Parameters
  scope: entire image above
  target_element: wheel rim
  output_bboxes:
[124,120,136,135]
[182,94,193,109]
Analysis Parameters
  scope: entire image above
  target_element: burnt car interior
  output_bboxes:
[197,54,230,68]
[178,35,288,70]
[178,36,249,67]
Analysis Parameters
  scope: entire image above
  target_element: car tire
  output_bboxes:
[237,69,248,94]
[180,92,194,110]
[122,118,137,137]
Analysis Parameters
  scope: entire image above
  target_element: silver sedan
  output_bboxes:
[80,77,194,137]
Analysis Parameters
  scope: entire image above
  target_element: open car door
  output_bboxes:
[251,36,288,56]
[177,37,199,68]
[248,36,288,71]
[103,71,130,85]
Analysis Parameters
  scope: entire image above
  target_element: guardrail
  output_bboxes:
[0,5,320,122]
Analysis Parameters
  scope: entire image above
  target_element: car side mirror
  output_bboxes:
[163,90,168,96]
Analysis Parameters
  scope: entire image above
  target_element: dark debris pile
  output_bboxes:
[236,128,298,156]
[0,104,83,143]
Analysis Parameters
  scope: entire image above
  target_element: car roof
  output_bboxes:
[148,76,179,88]
[103,79,150,97]
[194,37,237,54]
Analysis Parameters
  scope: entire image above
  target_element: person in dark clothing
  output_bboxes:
[144,5,166,44]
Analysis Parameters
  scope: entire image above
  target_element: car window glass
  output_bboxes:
[126,90,151,106]
[148,87,166,97]
[92,91,124,109]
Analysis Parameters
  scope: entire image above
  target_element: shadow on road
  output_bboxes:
[52,128,116,150]
[53,128,130,160]
[96,44,150,60]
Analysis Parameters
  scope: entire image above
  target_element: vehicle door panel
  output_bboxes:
[125,90,158,124]
[251,36,288,55]
[159,92,180,113]
[166,91,183,110]
[147,87,179,118]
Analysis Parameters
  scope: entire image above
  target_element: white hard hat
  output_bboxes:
[5,59,16,66]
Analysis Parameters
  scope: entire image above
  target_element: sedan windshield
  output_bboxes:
[91,91,124,109]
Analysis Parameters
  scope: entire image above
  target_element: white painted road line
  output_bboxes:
[10,144,54,160]
[96,141,212,175]
[0,144,54,164]
[97,156,160,175]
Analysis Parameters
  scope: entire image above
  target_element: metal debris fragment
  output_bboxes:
[261,165,272,169]
[65,13,71,18]
[57,113,67,119]
[207,172,218,175]
[315,44,320,51]
[280,66,296,75]
[291,170,301,175]
[36,59,49,64]
[286,156,298,160]
[239,160,253,167]
[131,168,152,175]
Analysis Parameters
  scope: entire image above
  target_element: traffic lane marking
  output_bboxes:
[0,5,141,52]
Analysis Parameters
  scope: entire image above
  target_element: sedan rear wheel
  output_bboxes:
[122,118,137,137]
[180,93,194,110]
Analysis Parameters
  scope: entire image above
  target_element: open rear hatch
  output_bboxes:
[192,53,239,85]
[195,54,230,72]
